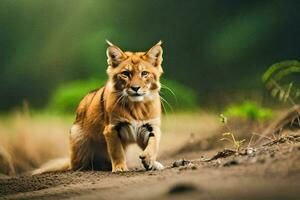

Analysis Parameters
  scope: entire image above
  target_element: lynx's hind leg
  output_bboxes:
[69,124,111,171]
[69,124,91,170]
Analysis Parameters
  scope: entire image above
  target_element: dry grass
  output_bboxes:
[0,111,221,175]
[0,112,71,174]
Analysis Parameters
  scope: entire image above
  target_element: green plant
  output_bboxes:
[261,60,300,143]
[220,133,246,152]
[48,79,106,113]
[263,60,300,103]
[224,101,273,121]
[219,114,246,151]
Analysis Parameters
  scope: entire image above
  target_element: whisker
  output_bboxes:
[159,92,175,110]
[160,83,178,103]
[160,97,168,115]
[101,90,122,103]
[111,94,125,113]
[160,95,174,113]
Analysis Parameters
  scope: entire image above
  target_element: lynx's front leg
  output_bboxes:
[139,124,164,170]
[103,125,128,172]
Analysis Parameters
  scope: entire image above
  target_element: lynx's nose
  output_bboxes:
[131,85,140,92]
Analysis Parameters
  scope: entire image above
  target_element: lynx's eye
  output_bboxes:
[121,71,130,78]
[141,71,149,77]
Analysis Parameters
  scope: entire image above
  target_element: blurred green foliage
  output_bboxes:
[48,79,198,113]
[160,79,198,112]
[48,79,105,113]
[0,0,299,110]
[263,60,300,103]
[224,101,273,121]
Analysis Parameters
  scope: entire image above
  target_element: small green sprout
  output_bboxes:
[220,132,246,152]
[219,114,227,124]
[219,114,246,152]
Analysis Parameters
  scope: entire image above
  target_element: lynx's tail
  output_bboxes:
[32,158,70,175]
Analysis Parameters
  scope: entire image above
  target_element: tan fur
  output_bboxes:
[32,158,70,175]
[35,41,164,174]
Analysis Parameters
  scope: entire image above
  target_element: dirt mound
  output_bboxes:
[264,106,300,136]
[172,118,266,156]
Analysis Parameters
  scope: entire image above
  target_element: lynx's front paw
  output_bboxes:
[152,161,164,170]
[112,163,128,173]
[139,152,164,171]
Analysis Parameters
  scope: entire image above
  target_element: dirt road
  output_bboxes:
[1,133,299,200]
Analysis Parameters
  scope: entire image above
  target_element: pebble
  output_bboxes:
[172,159,190,168]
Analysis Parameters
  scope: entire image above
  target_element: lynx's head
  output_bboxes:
[106,41,163,102]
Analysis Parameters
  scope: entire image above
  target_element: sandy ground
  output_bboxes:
[0,113,300,200]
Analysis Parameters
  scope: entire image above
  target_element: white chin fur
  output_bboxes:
[129,95,144,102]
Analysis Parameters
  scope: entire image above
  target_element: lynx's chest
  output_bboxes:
[116,118,159,148]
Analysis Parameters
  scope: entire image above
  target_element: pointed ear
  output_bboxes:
[143,41,163,67]
[106,40,127,67]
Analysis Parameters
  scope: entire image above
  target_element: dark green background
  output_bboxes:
[0,0,299,110]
